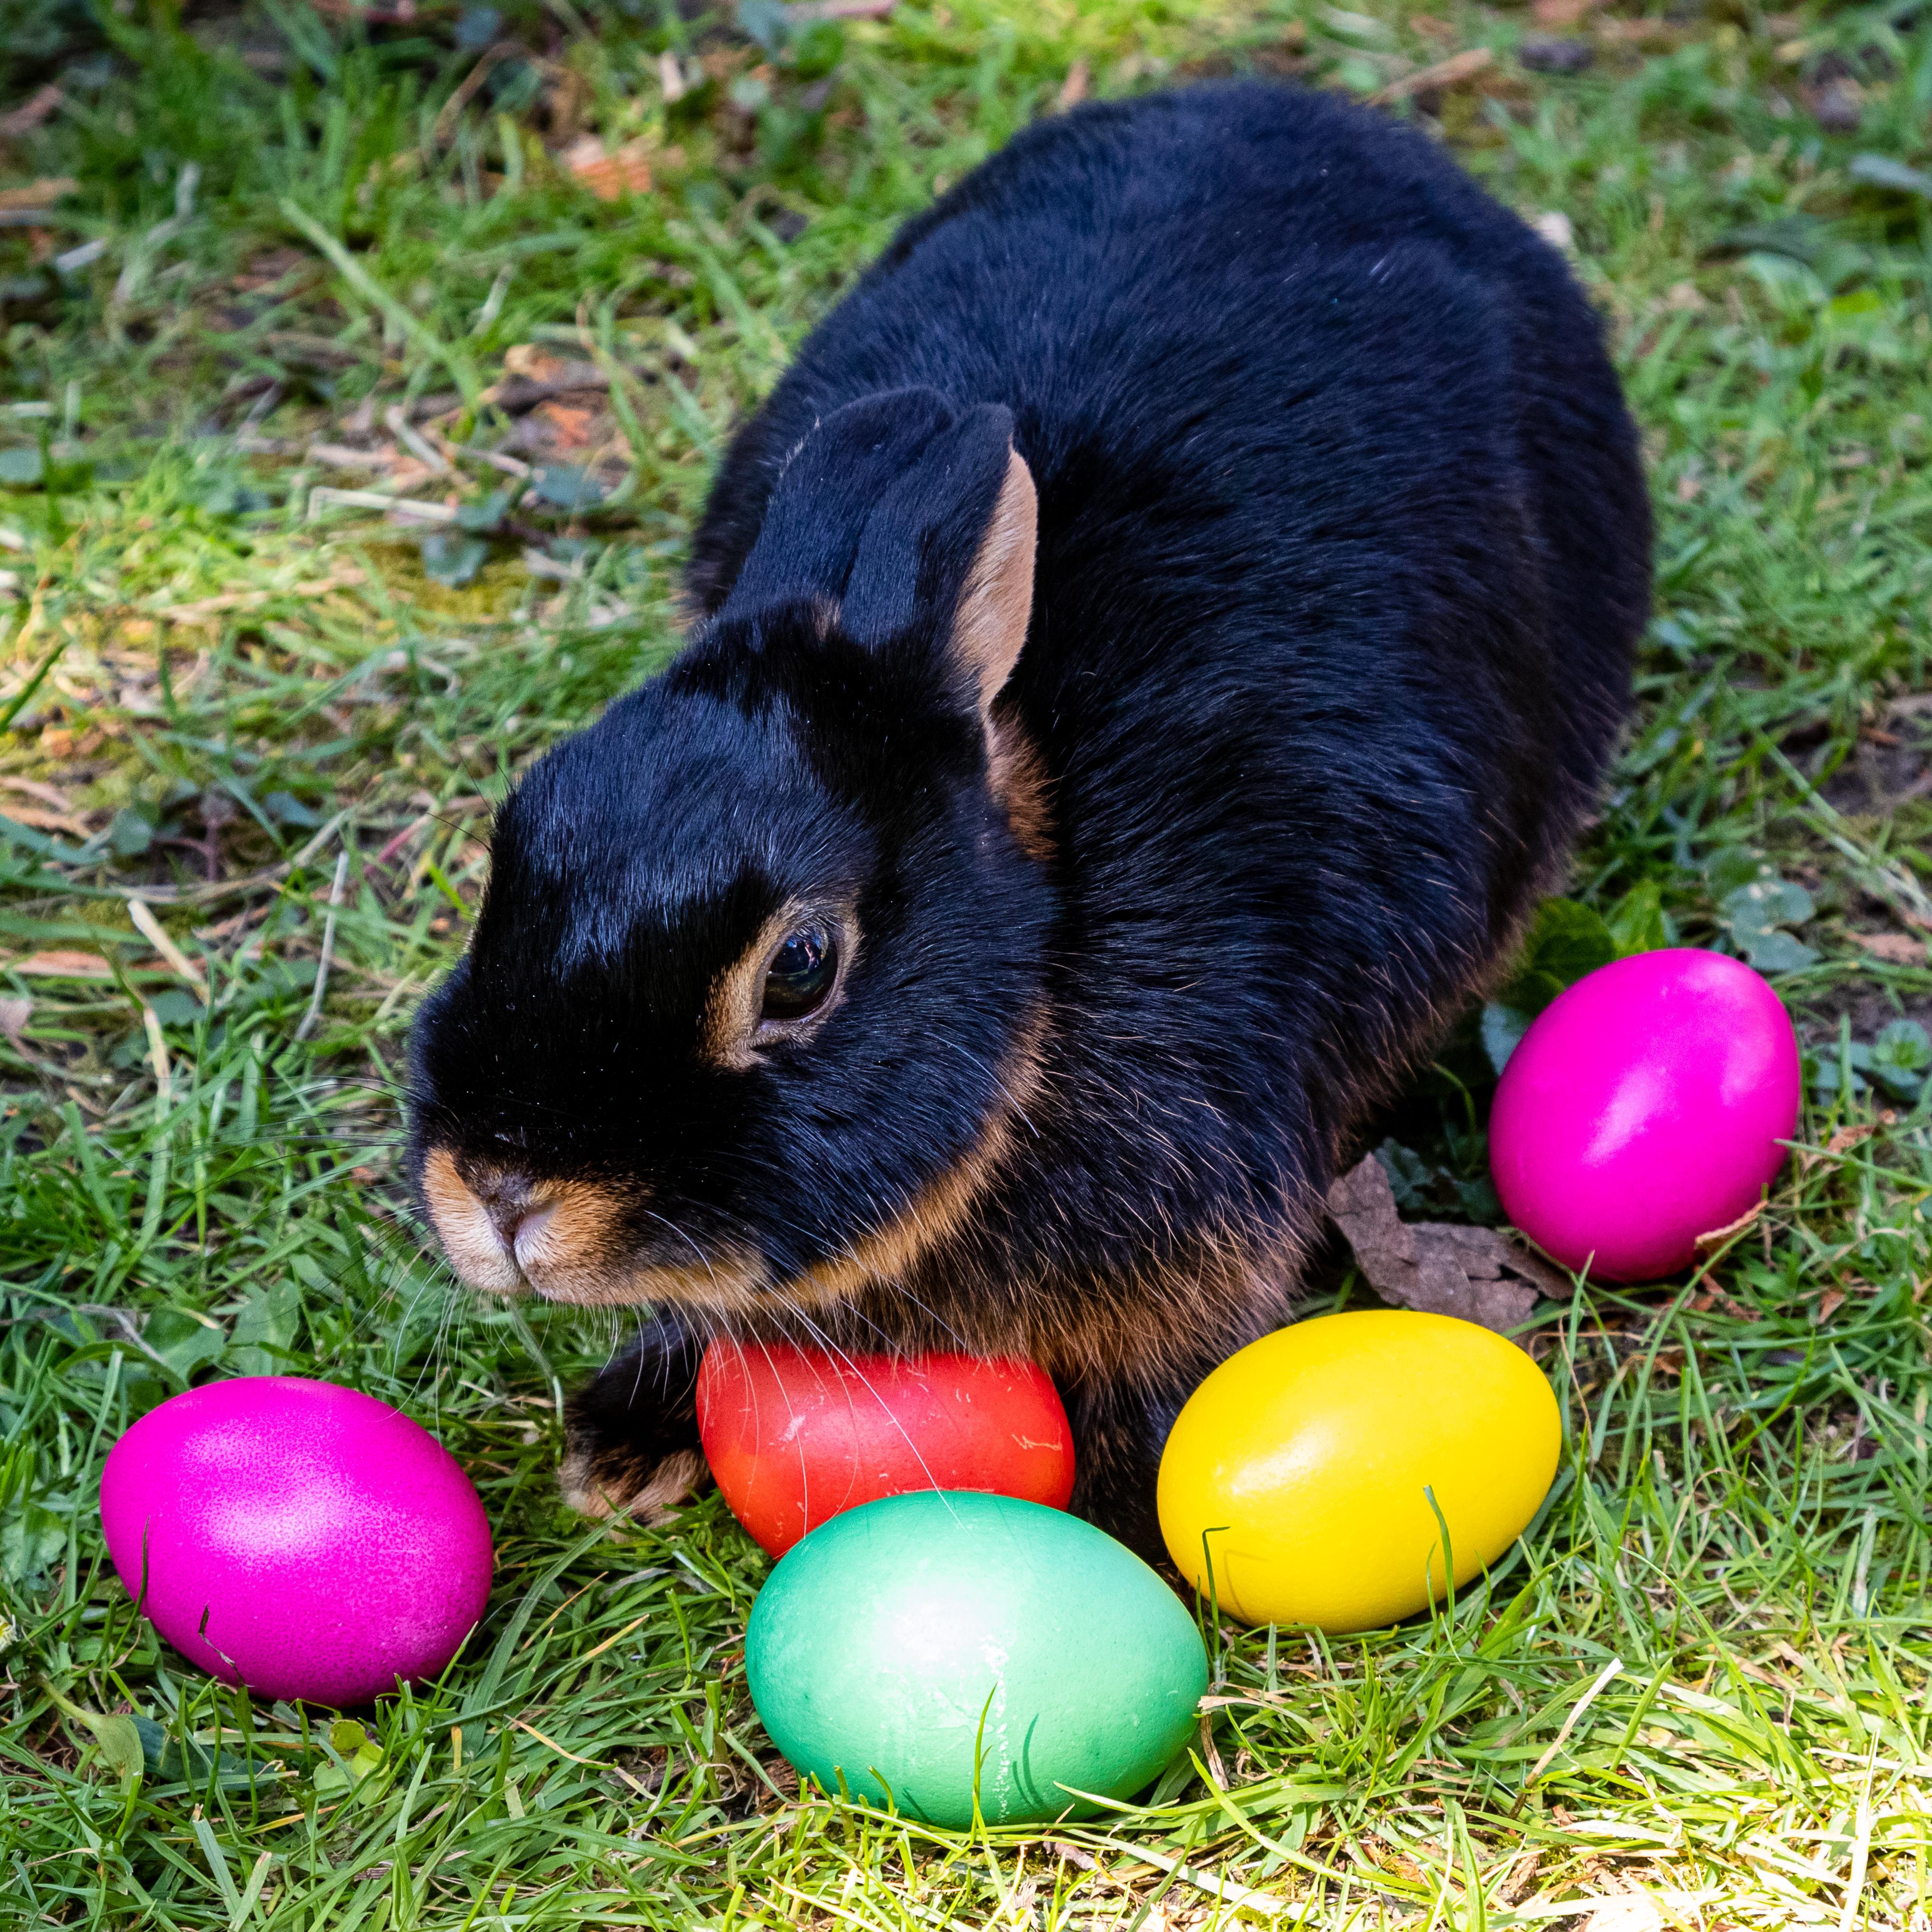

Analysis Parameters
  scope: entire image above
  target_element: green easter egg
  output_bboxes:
[744,1491,1208,1827]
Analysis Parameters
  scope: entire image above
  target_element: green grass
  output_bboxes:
[2,0,1931,1924]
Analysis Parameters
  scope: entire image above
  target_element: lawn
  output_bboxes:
[1,0,1930,1925]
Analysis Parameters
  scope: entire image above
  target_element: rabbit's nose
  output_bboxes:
[475,1173,537,1247]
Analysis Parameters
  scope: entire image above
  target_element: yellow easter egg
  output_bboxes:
[1157,1311,1560,1632]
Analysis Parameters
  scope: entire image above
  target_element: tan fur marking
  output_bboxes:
[987,703,1055,864]
[421,1146,524,1294]
[541,1248,777,1312]
[699,898,857,1073]
[504,1179,630,1299]
[432,989,1050,1324]
[782,1002,1051,1307]
[424,1146,753,1306]
[951,449,1037,720]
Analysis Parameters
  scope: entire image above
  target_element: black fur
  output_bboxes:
[410,81,1650,1556]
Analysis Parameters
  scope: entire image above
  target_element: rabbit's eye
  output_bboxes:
[760,922,838,1023]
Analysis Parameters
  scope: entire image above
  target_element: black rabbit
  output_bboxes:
[408,80,1650,1558]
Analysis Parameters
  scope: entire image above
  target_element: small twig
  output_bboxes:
[433,43,555,145]
[449,444,533,480]
[1096,1840,1286,1916]
[1512,1656,1624,1813]
[1836,1746,1878,1932]
[307,486,459,526]
[1368,45,1493,104]
[141,1003,171,1105]
[279,198,479,408]
[0,85,66,140]
[385,404,452,476]
[785,0,896,17]
[235,381,285,436]
[295,850,351,1043]
[152,568,365,624]
[290,809,355,871]
[1762,737,1932,924]
[127,897,209,1005]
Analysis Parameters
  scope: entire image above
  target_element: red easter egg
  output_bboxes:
[695,1344,1075,1557]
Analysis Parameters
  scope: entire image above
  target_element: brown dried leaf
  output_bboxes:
[1849,930,1927,965]
[0,776,73,812]
[0,804,92,835]
[1694,1199,1763,1252]
[534,401,596,450]
[11,950,114,979]
[0,175,76,213]
[0,86,66,141]
[563,135,653,203]
[1367,45,1492,104]
[1577,1894,1666,1932]
[1326,1154,1561,1336]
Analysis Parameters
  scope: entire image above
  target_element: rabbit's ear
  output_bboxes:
[948,445,1037,721]
[718,387,955,622]
[842,403,1037,719]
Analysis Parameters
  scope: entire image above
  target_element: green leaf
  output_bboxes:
[456,487,515,533]
[92,1714,145,1783]
[1737,928,1818,974]
[142,1307,226,1380]
[0,448,44,488]
[737,0,790,55]
[263,790,321,827]
[107,807,154,857]
[1496,897,1615,1016]
[1481,1001,1533,1077]
[789,19,844,77]
[231,1276,302,1377]
[44,1689,144,1783]
[1870,1020,1931,1099]
[1849,154,1932,199]
[1705,846,1767,899]
[1374,1139,1437,1213]
[3,1502,67,1585]
[148,989,202,1028]
[420,531,489,587]
[1811,1043,1872,1095]
[455,5,501,53]
[1711,856,1818,975]
[529,464,605,511]
[316,1721,385,1792]
[1739,877,1812,928]
[132,1715,172,1775]
[128,1714,270,1785]
[1605,878,1668,956]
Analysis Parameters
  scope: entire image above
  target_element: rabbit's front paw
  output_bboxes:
[559,1437,707,1523]
[558,1317,709,1523]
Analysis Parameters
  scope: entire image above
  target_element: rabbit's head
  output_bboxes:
[407,390,1053,1324]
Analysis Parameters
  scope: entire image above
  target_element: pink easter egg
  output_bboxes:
[1489,949,1801,1282]
[100,1377,492,1707]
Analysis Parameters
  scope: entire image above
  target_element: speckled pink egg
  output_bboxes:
[1489,949,1801,1283]
[100,1377,493,1707]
